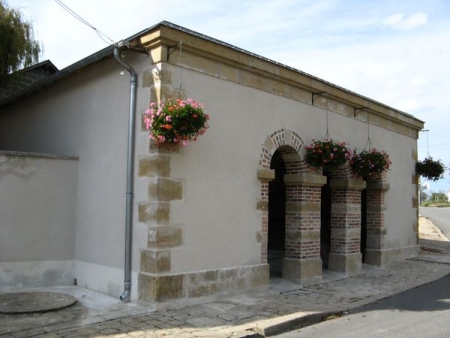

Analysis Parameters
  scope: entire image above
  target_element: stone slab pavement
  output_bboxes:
[1,216,449,338]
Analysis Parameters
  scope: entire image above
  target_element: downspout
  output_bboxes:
[114,44,136,302]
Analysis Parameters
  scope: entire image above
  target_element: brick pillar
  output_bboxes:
[282,173,326,285]
[364,178,390,266]
[328,179,366,275]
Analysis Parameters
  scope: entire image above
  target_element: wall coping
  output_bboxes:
[0,150,78,161]
[139,24,424,139]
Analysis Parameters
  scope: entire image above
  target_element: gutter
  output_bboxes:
[113,43,137,302]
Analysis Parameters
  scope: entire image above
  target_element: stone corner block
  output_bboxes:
[148,226,183,248]
[138,202,170,225]
[140,249,171,273]
[257,168,275,180]
[148,178,183,201]
[138,155,171,177]
[328,253,362,276]
[282,257,322,285]
[256,200,269,212]
[138,273,185,302]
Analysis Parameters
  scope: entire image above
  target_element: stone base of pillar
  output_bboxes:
[282,257,322,286]
[365,246,420,266]
[328,253,362,276]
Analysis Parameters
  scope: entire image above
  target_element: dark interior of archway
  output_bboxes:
[321,170,332,269]
[361,188,367,262]
[268,150,286,277]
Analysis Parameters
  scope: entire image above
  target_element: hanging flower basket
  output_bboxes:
[350,148,391,178]
[144,98,209,146]
[416,156,445,181]
[305,139,351,169]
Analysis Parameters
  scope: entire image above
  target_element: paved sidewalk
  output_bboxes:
[1,216,449,338]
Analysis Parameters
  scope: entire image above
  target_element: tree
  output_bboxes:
[431,192,448,203]
[419,184,429,204]
[0,0,41,84]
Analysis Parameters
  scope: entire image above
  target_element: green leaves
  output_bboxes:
[0,1,41,84]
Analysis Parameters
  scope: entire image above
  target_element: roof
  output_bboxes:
[0,60,58,101]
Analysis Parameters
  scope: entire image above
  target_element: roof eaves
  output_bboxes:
[157,21,422,122]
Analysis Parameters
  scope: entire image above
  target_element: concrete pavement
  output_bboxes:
[1,216,449,338]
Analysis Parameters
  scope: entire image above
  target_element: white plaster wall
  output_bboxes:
[0,152,77,291]
[168,67,419,272]
[0,50,419,296]
[0,54,151,298]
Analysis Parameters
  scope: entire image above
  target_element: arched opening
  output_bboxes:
[360,187,367,263]
[320,169,332,269]
[268,150,286,277]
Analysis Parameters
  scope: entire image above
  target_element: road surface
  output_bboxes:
[274,274,450,337]
[420,207,450,239]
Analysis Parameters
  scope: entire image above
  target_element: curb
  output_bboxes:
[231,311,341,337]
[261,311,339,337]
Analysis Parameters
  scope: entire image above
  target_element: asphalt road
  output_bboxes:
[273,274,450,337]
[420,206,450,239]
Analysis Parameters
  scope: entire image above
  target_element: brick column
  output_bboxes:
[282,173,326,285]
[364,179,390,266]
[328,179,366,275]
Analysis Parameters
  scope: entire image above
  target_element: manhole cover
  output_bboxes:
[0,291,77,314]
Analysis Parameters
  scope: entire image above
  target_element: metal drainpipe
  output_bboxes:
[114,45,136,302]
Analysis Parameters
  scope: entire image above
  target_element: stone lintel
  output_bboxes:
[331,204,361,214]
[330,178,366,190]
[366,181,390,191]
[286,201,321,213]
[284,173,327,186]
[282,257,322,286]
[257,168,275,180]
[328,253,362,276]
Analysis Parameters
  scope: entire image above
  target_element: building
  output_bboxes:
[0,21,424,304]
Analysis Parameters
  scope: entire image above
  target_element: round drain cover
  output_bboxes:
[0,291,77,314]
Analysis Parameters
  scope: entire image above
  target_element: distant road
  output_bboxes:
[419,207,450,239]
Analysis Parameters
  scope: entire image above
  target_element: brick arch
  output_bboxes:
[257,129,325,285]
[258,129,306,172]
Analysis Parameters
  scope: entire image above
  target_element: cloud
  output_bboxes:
[383,12,428,29]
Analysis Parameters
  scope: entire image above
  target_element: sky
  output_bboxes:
[6,0,450,193]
